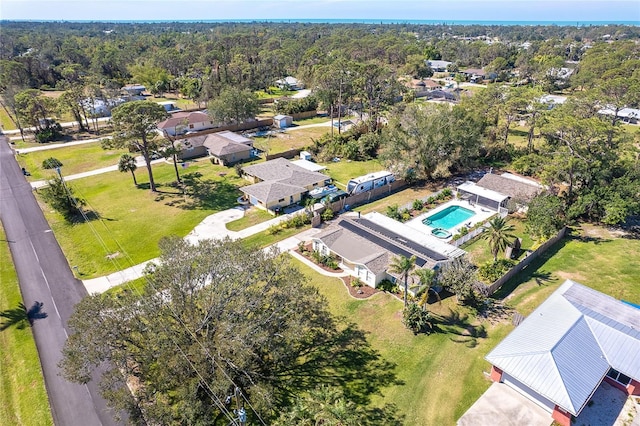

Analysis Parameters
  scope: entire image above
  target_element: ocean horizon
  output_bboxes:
[3,18,639,26]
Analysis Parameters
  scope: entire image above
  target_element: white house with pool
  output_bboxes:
[405,200,496,241]
[311,212,465,290]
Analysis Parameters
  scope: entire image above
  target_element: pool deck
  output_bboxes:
[405,199,496,241]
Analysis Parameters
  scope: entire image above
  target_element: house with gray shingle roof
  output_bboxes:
[173,131,254,163]
[312,213,464,289]
[240,158,330,214]
[485,280,640,426]
[457,172,543,212]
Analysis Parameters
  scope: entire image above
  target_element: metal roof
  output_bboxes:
[486,280,640,416]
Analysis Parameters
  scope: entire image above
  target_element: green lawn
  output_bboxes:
[496,224,640,313]
[17,142,128,180]
[255,87,295,99]
[0,226,53,426]
[319,159,384,187]
[353,183,443,215]
[292,115,330,126]
[462,216,535,266]
[253,126,330,155]
[225,207,273,231]
[298,260,507,426]
[241,224,312,250]
[40,159,245,278]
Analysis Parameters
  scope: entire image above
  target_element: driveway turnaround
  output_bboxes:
[0,136,123,426]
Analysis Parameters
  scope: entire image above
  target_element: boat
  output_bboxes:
[309,184,338,199]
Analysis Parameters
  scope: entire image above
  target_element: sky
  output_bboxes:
[1,0,639,23]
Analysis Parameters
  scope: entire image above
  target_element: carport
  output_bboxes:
[457,383,551,426]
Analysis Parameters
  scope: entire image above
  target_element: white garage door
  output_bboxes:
[502,373,556,413]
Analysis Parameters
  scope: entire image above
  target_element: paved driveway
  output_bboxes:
[458,382,551,426]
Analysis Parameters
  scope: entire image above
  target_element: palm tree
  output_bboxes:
[414,268,440,308]
[483,216,517,262]
[389,255,416,307]
[118,154,138,187]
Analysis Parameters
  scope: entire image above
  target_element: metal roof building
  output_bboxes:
[485,280,640,424]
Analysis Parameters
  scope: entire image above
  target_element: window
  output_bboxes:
[189,124,194,129]
[278,198,285,203]
[607,368,632,386]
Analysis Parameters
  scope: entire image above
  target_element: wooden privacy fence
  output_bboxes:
[326,180,408,213]
[483,227,568,295]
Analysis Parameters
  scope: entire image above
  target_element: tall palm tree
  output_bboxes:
[389,255,416,307]
[118,154,138,187]
[483,216,517,262]
[414,268,440,308]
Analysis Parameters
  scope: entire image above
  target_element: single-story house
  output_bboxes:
[475,173,542,204]
[485,280,640,426]
[273,114,293,129]
[599,107,640,124]
[158,111,216,136]
[240,158,330,213]
[173,135,208,160]
[275,76,304,90]
[312,212,464,289]
[203,131,253,165]
[427,59,453,72]
[426,89,457,102]
[122,84,146,96]
[457,172,542,211]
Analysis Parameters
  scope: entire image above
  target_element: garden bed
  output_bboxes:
[341,276,380,299]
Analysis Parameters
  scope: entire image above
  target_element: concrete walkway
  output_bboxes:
[30,157,165,189]
[82,209,338,294]
[14,136,112,154]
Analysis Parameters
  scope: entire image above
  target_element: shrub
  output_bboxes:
[351,278,363,288]
[412,199,424,211]
[402,303,432,335]
[426,196,435,205]
[386,204,401,220]
[477,259,516,283]
[321,207,334,221]
[400,208,411,222]
[458,227,469,236]
[378,279,397,293]
[441,188,452,198]
[267,224,282,235]
[436,191,447,201]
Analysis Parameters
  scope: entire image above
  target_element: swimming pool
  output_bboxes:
[423,205,476,230]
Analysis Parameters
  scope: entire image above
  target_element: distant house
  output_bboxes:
[173,131,253,163]
[461,68,486,83]
[427,59,453,72]
[599,107,640,124]
[240,158,330,214]
[312,212,464,289]
[275,76,304,90]
[540,94,568,109]
[121,84,146,96]
[485,280,640,426]
[426,89,457,102]
[158,111,216,136]
[273,114,293,129]
[157,101,180,112]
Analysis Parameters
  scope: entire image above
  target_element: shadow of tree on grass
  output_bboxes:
[431,308,487,348]
[177,172,241,211]
[0,301,48,330]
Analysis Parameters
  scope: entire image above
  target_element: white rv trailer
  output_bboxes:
[346,171,395,195]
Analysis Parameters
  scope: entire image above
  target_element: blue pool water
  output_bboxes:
[423,206,475,230]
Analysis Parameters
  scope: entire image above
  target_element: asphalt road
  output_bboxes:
[0,136,122,426]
